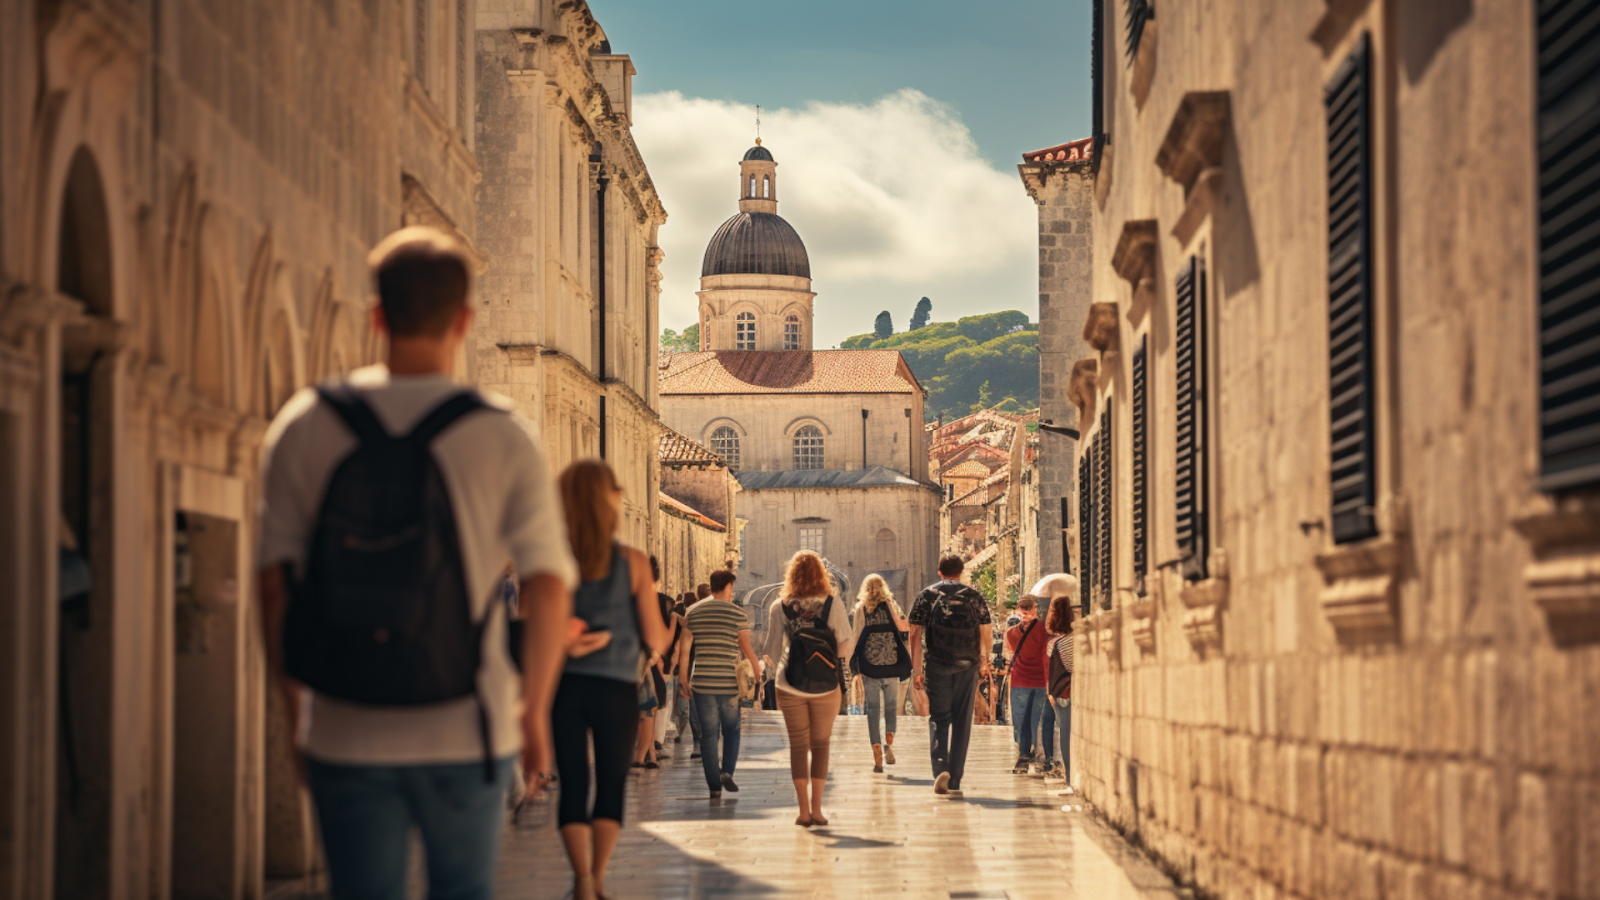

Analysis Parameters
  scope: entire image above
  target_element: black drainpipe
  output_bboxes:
[592,143,610,458]
[860,409,869,469]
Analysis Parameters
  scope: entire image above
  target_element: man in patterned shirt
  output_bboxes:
[678,570,761,799]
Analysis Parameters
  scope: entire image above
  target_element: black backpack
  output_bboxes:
[853,605,912,680]
[283,386,497,707]
[923,583,983,672]
[781,596,841,693]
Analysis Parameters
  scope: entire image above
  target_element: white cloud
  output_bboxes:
[632,89,1037,347]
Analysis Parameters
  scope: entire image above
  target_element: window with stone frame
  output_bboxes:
[1131,334,1149,595]
[799,526,826,556]
[710,425,740,470]
[1324,32,1379,543]
[784,315,801,349]
[793,425,825,470]
[1174,256,1211,580]
[1535,0,1600,491]
[736,312,756,350]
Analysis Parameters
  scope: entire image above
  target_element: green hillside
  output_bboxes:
[841,310,1037,422]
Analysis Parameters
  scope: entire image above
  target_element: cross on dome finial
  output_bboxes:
[755,104,761,145]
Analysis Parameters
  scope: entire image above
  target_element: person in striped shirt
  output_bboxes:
[678,569,761,798]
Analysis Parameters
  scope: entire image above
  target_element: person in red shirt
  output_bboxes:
[1003,595,1053,774]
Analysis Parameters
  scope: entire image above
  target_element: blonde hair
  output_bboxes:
[781,550,831,608]
[559,459,619,581]
[856,573,898,616]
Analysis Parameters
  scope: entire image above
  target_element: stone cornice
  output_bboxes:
[1155,92,1231,197]
[1017,157,1093,204]
[1112,220,1160,330]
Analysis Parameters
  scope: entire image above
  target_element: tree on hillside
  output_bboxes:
[976,380,993,411]
[874,310,893,340]
[659,323,701,354]
[910,297,933,331]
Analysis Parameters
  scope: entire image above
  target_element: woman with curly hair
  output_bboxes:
[849,574,910,773]
[762,550,853,826]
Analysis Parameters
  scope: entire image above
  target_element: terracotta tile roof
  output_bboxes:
[659,350,919,396]
[659,428,725,467]
[944,460,993,480]
[658,491,726,531]
[983,468,1010,487]
[1022,137,1094,164]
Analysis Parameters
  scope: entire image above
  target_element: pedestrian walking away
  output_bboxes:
[907,554,992,800]
[678,568,762,798]
[1036,576,1079,786]
[1004,595,1054,774]
[257,227,579,900]
[550,461,672,900]
[632,557,676,771]
[764,550,854,827]
[849,574,911,773]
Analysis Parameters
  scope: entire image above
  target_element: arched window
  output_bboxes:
[710,425,740,470]
[735,312,756,350]
[876,528,897,569]
[783,315,801,350]
[762,175,770,198]
[793,425,824,470]
[748,175,756,197]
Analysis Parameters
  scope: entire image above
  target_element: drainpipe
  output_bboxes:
[860,409,869,470]
[592,143,609,457]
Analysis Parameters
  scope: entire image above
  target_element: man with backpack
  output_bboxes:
[258,227,578,900]
[908,554,993,799]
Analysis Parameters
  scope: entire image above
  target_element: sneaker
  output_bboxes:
[709,790,721,800]
[883,745,896,765]
[934,772,951,795]
[720,772,739,793]
[690,750,702,760]
[1011,760,1029,775]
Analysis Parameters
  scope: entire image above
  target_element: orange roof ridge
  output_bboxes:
[1022,137,1094,163]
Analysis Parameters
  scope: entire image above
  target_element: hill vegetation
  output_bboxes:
[841,308,1037,422]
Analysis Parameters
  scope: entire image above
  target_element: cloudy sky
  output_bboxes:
[600,0,1093,348]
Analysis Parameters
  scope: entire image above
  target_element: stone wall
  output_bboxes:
[1070,2,1600,900]
[1020,159,1093,576]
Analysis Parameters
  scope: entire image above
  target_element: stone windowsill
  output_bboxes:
[1177,549,1229,648]
[1111,220,1159,331]
[1513,493,1600,643]
[1082,302,1120,354]
[1314,536,1404,637]
[1127,590,1156,652]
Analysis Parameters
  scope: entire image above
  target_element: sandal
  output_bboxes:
[795,814,814,827]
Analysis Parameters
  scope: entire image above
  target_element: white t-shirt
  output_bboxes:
[258,366,578,765]
[763,595,854,697]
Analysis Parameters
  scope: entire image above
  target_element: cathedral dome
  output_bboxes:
[701,211,811,279]
[743,145,774,161]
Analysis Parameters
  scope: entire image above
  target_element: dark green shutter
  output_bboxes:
[1324,32,1379,544]
[1537,0,1600,490]
[1174,257,1210,579]
[1079,453,1093,616]
[1132,335,1149,594]
[1095,407,1113,606]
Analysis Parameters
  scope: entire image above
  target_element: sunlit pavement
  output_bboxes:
[485,710,1183,900]
[270,711,1184,899]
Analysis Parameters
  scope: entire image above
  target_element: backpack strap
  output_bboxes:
[317,385,389,444]
[407,391,491,444]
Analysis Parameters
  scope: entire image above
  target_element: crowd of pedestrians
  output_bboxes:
[256,226,1080,899]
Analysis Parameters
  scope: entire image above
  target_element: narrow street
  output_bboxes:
[494,713,1177,899]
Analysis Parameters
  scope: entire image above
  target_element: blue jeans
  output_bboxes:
[1055,697,1072,777]
[307,755,515,900]
[693,692,741,791]
[1010,686,1048,763]
[860,676,900,745]
[1041,695,1057,761]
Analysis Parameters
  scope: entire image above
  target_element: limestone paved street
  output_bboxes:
[491,712,1181,900]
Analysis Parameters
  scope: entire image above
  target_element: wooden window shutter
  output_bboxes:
[1324,32,1379,544]
[1174,257,1210,579]
[1125,0,1152,62]
[1132,335,1149,593]
[1536,0,1600,490]
[1095,407,1113,606]
[1079,452,1094,613]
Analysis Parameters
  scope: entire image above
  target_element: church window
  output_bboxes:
[784,315,800,349]
[748,175,757,198]
[711,425,740,470]
[793,425,824,470]
[762,175,770,198]
[736,312,756,350]
[799,526,826,556]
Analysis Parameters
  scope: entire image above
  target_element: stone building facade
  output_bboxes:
[0,1,661,898]
[657,428,741,595]
[1019,139,1095,578]
[472,0,667,550]
[1067,2,1600,900]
